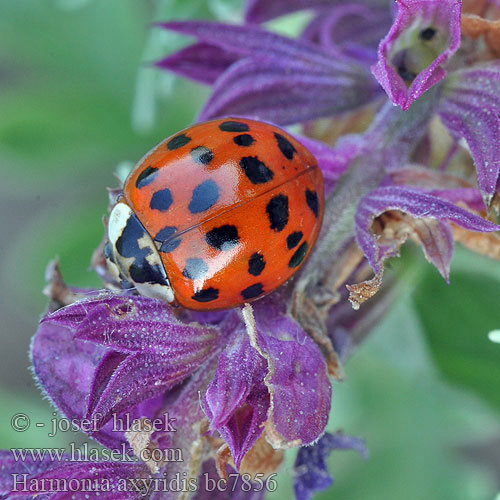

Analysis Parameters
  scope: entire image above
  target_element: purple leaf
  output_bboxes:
[244,0,389,24]
[439,104,500,205]
[371,0,462,110]
[44,294,220,354]
[429,188,485,213]
[87,351,129,416]
[439,63,500,115]
[355,186,500,274]
[34,293,214,441]
[30,321,107,433]
[31,319,167,450]
[0,450,57,496]
[438,63,500,204]
[199,57,375,125]
[158,21,376,125]
[86,349,214,428]
[45,295,220,428]
[301,3,392,63]
[389,166,486,212]
[216,388,269,470]
[293,431,367,500]
[159,21,342,68]
[245,0,343,23]
[248,305,332,448]
[203,329,269,469]
[155,42,238,85]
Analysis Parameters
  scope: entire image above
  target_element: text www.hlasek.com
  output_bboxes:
[11,447,65,462]
[10,442,180,464]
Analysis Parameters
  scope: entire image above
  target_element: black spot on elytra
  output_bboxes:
[306,189,319,218]
[167,134,191,150]
[135,166,158,189]
[115,212,168,285]
[192,287,219,302]
[191,146,214,165]
[206,225,240,251]
[289,242,309,268]
[419,27,436,41]
[155,226,177,242]
[241,283,264,300]
[183,258,209,280]
[248,252,266,276]
[274,132,296,160]
[266,194,289,232]
[240,156,274,184]
[219,120,249,132]
[155,226,181,253]
[150,188,173,212]
[287,231,303,250]
[160,238,181,253]
[233,134,255,147]
[188,179,220,214]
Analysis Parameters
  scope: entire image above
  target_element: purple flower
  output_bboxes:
[22,270,335,497]
[300,3,393,64]
[293,432,367,500]
[157,21,378,125]
[372,0,462,110]
[243,301,332,449]
[437,63,500,204]
[355,186,500,281]
[202,327,269,469]
[158,0,500,202]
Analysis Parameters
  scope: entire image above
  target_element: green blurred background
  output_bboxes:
[0,1,499,499]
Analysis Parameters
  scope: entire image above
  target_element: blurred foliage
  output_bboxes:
[0,1,499,499]
[323,286,499,500]
[0,0,210,310]
[0,389,73,449]
[414,250,500,413]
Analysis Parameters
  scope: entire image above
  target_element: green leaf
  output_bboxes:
[412,247,500,412]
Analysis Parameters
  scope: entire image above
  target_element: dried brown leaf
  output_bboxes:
[462,13,500,56]
[346,267,384,310]
[291,293,344,379]
[462,0,490,16]
[43,260,87,310]
[125,417,159,474]
[452,225,500,259]
[239,433,284,477]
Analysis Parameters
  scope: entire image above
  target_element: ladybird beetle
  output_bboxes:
[106,118,324,310]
